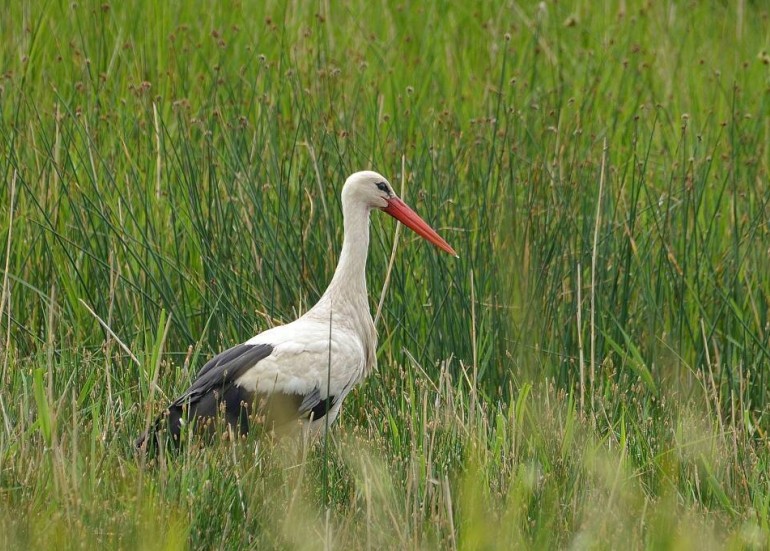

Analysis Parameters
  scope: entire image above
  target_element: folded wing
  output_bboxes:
[136,342,339,450]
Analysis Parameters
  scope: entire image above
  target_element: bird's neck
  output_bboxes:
[313,202,371,313]
[306,201,378,376]
[328,203,370,303]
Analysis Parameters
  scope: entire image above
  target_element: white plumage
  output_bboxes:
[137,170,456,449]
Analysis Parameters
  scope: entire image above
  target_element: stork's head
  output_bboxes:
[342,170,394,210]
[342,171,457,256]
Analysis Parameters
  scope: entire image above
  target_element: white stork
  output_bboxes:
[137,171,456,449]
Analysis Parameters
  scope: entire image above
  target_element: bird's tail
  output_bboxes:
[135,406,184,453]
[135,389,250,453]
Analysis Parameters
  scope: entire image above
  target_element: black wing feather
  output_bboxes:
[297,388,337,421]
[193,343,257,380]
[173,343,273,406]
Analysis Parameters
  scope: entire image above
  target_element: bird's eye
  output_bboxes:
[376,182,389,193]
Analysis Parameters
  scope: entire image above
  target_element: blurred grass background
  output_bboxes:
[1,0,769,548]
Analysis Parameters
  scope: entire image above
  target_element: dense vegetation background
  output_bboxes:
[1,1,768,548]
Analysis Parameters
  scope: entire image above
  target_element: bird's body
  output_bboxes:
[137,171,455,450]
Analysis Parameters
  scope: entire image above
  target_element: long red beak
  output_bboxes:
[382,197,458,257]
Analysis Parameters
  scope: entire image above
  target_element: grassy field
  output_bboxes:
[1,0,769,548]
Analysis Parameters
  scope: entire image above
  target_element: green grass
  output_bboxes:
[1,0,769,548]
